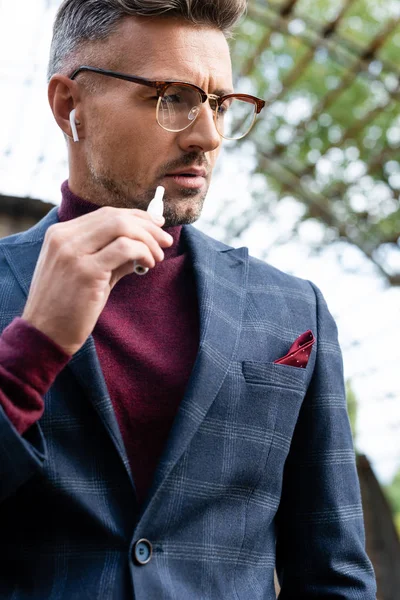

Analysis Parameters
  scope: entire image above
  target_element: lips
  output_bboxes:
[163,168,207,190]
[166,168,207,178]
[162,165,208,190]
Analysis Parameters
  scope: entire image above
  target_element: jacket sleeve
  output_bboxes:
[0,318,71,502]
[275,283,377,599]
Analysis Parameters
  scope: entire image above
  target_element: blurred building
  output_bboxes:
[0,193,54,238]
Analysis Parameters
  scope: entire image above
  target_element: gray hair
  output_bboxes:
[47,0,247,81]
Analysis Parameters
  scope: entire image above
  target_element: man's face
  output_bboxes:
[73,17,233,225]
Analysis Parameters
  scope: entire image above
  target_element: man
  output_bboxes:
[0,0,376,598]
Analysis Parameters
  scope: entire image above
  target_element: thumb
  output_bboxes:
[110,261,141,288]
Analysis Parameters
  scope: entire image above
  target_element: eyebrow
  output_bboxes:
[154,76,234,96]
[212,88,234,96]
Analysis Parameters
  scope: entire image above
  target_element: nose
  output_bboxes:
[178,101,221,154]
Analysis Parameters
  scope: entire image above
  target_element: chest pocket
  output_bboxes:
[240,360,309,468]
[242,360,308,392]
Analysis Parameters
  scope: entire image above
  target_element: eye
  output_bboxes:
[218,104,229,115]
[164,93,183,104]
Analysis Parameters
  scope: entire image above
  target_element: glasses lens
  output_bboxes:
[216,97,257,140]
[158,85,202,131]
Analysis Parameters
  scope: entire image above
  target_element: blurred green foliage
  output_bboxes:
[346,379,358,445]
[227,0,400,284]
[385,468,400,536]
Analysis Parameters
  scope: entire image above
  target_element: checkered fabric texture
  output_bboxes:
[0,208,376,599]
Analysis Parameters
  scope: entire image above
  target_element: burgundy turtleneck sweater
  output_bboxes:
[0,182,200,504]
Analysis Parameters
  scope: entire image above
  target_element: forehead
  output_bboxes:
[105,16,233,87]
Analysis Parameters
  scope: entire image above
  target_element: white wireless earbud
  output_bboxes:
[69,109,80,143]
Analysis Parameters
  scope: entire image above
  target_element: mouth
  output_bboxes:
[164,169,207,190]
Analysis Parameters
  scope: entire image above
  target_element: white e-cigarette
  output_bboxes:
[133,186,165,276]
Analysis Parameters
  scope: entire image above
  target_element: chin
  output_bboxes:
[163,205,203,227]
[163,191,206,227]
[163,212,201,228]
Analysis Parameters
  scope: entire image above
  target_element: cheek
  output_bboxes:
[87,97,150,145]
[85,105,177,176]
[209,146,221,169]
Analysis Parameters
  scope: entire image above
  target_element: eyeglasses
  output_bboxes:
[69,66,265,141]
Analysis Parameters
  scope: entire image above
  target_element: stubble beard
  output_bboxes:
[86,163,208,227]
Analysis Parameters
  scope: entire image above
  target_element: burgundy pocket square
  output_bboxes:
[274,330,315,368]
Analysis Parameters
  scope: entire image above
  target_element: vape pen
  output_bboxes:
[133,186,165,275]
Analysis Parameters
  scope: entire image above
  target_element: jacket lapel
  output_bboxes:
[67,338,132,480]
[1,209,132,481]
[144,225,249,508]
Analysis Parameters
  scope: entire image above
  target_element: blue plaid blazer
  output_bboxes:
[0,208,376,599]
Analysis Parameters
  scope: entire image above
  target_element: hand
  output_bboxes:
[22,207,173,356]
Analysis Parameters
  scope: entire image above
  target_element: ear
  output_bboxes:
[48,75,82,141]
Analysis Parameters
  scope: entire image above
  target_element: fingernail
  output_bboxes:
[153,215,164,224]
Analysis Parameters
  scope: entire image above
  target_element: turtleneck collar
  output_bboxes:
[57,180,183,259]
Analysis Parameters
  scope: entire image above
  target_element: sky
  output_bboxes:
[1,0,399,483]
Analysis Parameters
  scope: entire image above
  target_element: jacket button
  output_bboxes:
[134,539,153,565]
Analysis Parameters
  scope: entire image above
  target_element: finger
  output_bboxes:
[91,236,163,273]
[130,208,165,226]
[69,206,163,231]
[93,224,167,262]
[84,212,171,253]
[48,209,173,255]
[110,261,140,288]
